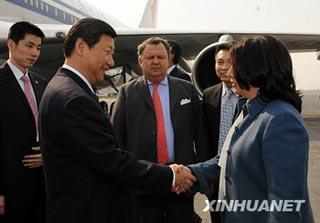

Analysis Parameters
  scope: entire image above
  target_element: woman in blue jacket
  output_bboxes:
[187,35,314,223]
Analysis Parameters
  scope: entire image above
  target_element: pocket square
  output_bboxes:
[180,98,191,105]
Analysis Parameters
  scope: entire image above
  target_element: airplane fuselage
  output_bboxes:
[0,0,125,27]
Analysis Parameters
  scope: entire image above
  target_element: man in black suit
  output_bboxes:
[39,18,195,223]
[0,21,46,223]
[202,42,244,223]
[167,40,191,82]
[111,37,210,223]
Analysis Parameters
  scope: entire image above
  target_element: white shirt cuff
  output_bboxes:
[169,166,176,186]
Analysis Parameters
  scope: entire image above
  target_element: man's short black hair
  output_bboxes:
[214,41,235,56]
[168,40,182,65]
[64,18,117,57]
[8,21,45,44]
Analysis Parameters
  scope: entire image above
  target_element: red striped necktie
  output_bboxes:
[152,82,168,164]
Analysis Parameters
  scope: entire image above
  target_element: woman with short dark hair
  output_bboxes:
[187,35,314,223]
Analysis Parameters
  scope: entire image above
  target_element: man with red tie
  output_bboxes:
[111,36,210,223]
[0,21,46,223]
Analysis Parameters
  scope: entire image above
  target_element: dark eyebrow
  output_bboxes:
[26,41,42,47]
[106,44,114,51]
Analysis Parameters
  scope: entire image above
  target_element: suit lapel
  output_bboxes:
[212,83,222,109]
[2,63,34,112]
[169,66,177,76]
[59,68,98,102]
[168,76,179,113]
[29,72,42,106]
[205,84,222,130]
[213,84,222,133]
[136,76,154,110]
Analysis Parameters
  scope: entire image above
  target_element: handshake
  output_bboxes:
[170,164,196,194]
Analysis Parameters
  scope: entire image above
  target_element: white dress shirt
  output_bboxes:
[62,64,95,93]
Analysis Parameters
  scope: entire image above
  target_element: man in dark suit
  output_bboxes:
[111,37,210,223]
[39,18,195,223]
[0,21,46,223]
[167,40,191,82]
[202,42,244,223]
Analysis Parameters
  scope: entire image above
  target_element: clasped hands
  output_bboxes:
[170,164,196,194]
[22,153,43,168]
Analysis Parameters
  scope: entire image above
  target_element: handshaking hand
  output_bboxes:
[0,195,5,215]
[170,164,196,194]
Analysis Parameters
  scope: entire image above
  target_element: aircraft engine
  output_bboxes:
[192,42,224,96]
[192,34,234,96]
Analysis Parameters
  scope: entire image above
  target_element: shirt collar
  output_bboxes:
[221,82,232,97]
[221,81,240,98]
[146,75,169,86]
[62,64,94,93]
[7,59,28,80]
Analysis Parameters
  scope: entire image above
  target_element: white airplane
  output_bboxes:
[0,0,127,27]
[0,0,320,95]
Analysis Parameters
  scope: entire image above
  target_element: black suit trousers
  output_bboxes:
[135,194,194,223]
[0,188,45,223]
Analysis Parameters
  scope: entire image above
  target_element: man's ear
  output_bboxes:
[74,37,87,56]
[138,56,143,67]
[7,39,16,51]
[169,53,174,61]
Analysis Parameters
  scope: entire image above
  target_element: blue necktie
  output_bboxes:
[218,88,234,154]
